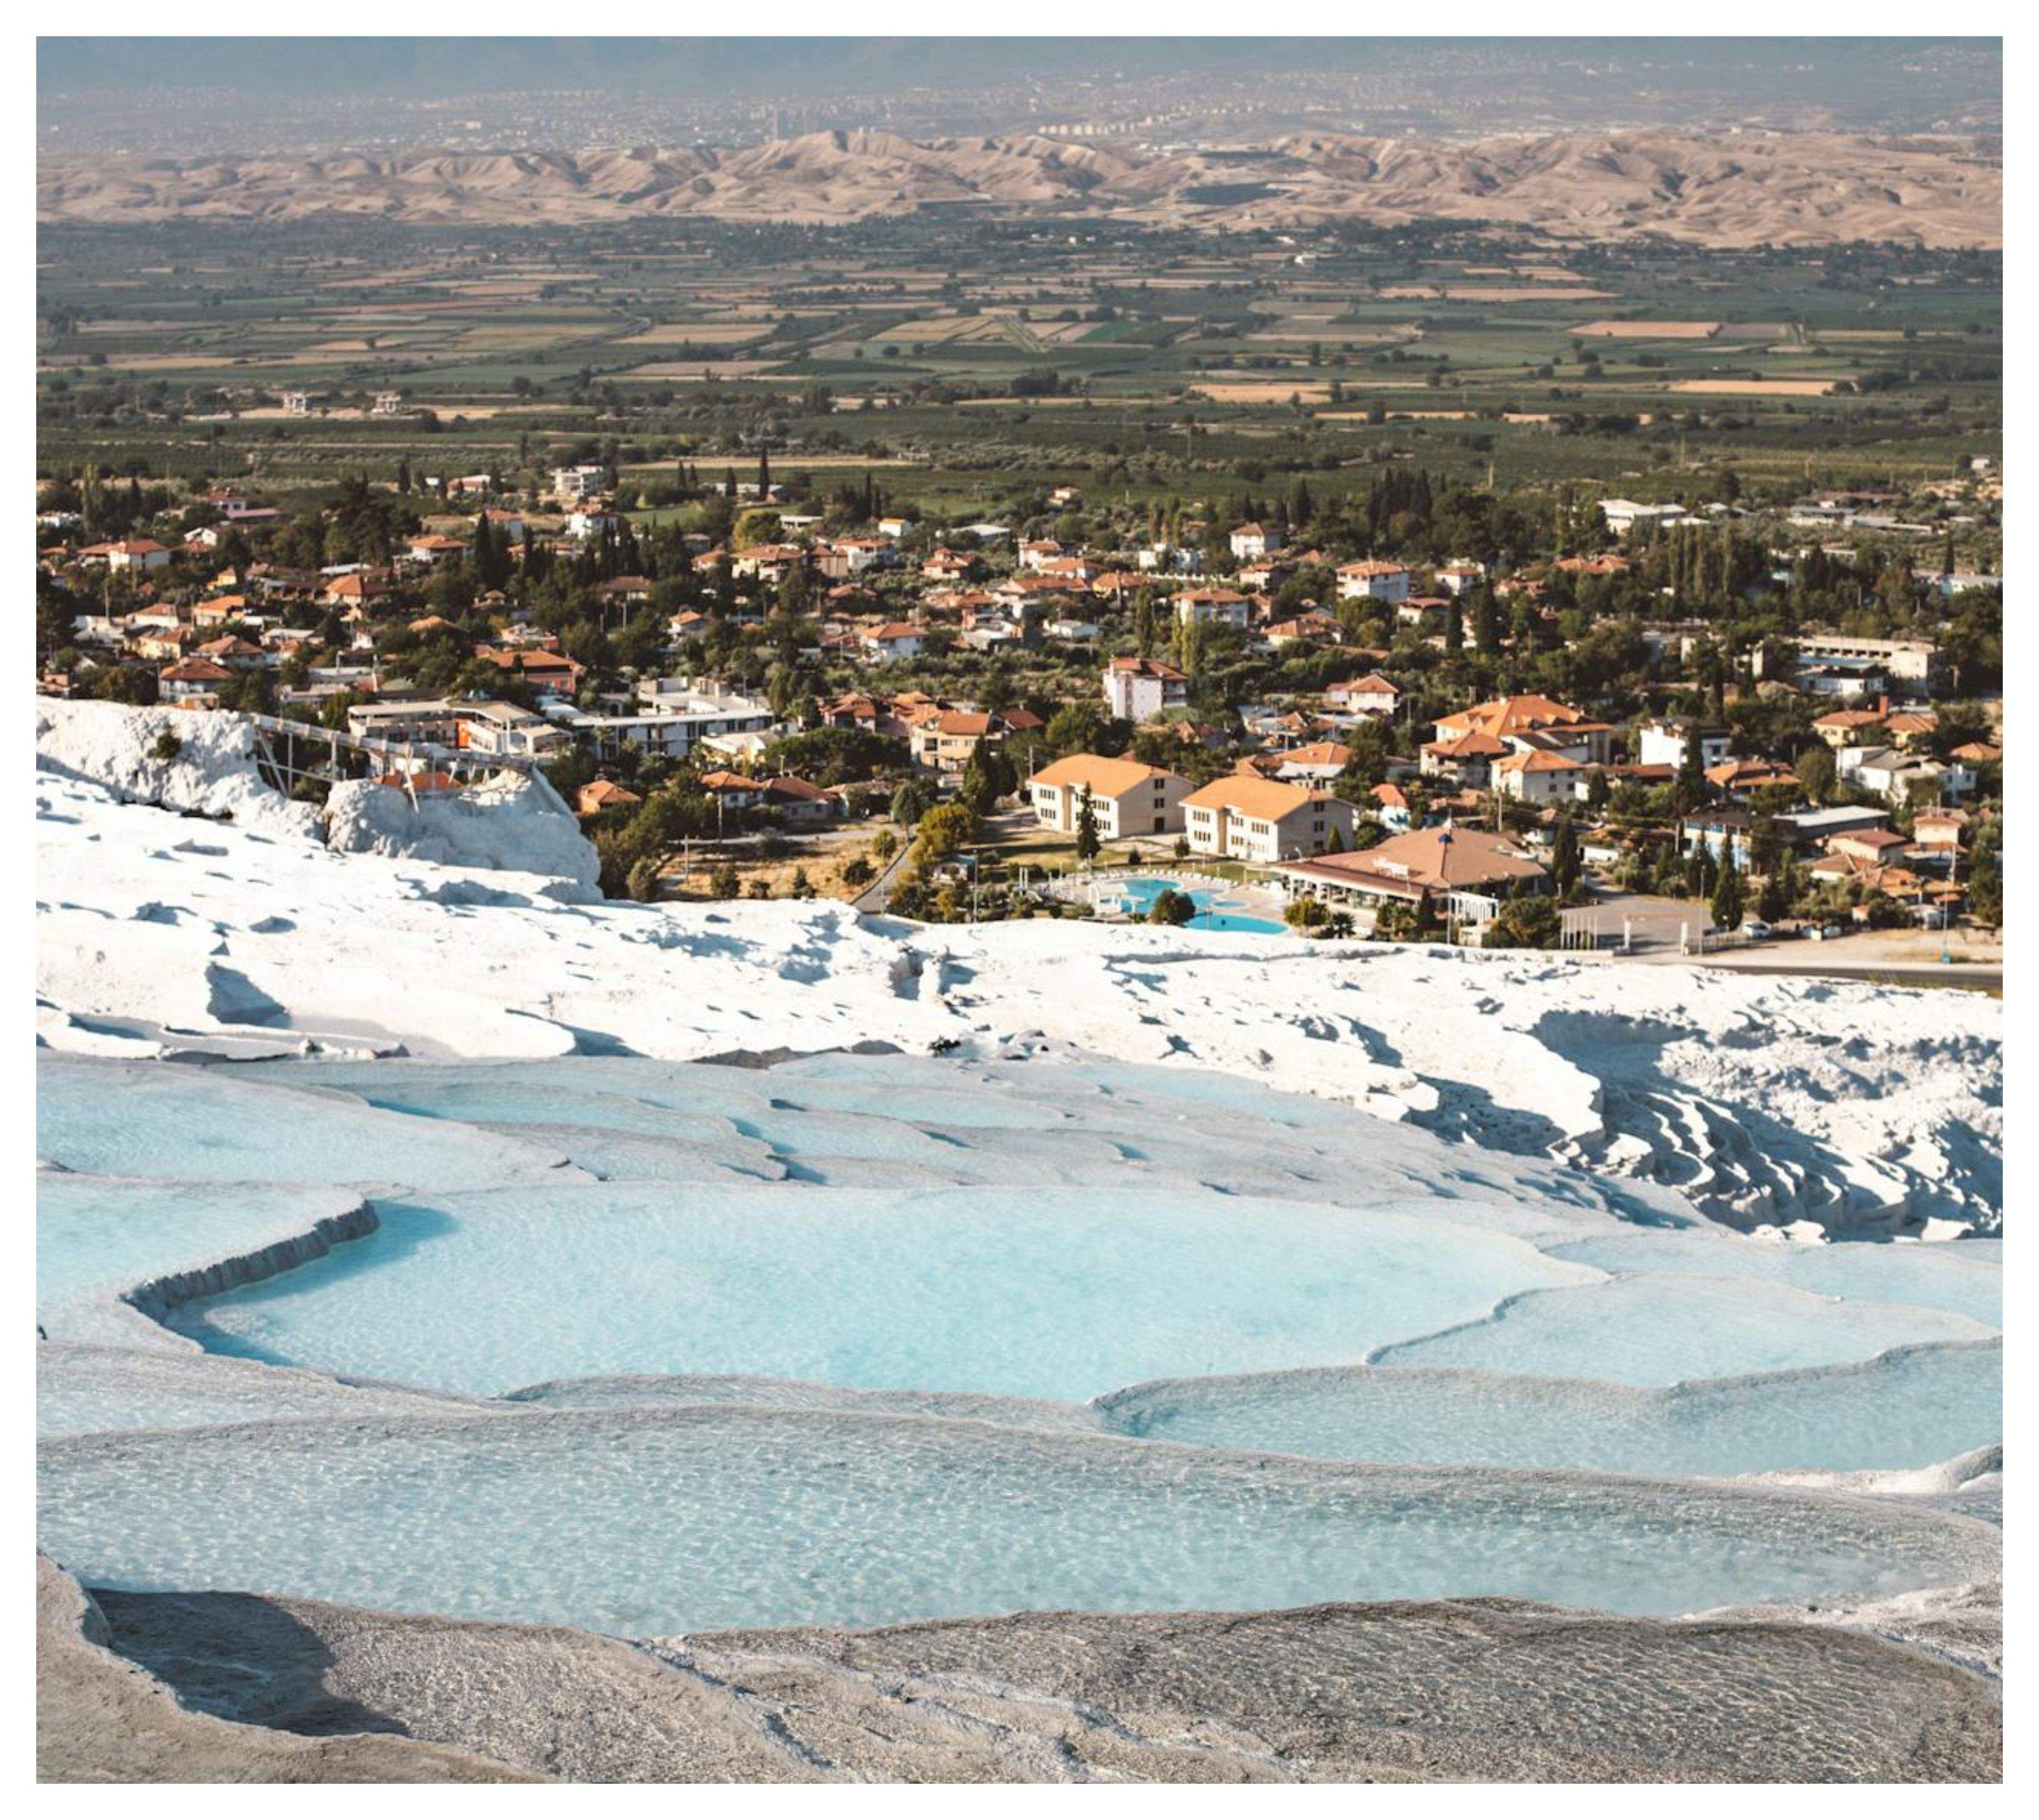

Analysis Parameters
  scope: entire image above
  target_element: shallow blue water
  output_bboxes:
[36,1051,2003,1636]
[1105,874,1286,935]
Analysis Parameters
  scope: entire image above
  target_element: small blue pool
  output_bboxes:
[1104,876,1287,936]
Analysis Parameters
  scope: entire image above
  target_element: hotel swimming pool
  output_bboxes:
[1101,875,1289,935]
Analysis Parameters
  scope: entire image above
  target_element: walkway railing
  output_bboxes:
[239,711,540,811]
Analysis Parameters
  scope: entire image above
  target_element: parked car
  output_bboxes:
[1742,919,1774,941]
[1808,922,1845,942]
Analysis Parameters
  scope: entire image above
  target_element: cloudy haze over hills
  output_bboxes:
[38,37,2000,156]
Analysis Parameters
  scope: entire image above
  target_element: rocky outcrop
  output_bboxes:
[36,1555,538,1783]
[70,1573,2002,1783]
[122,1201,380,1330]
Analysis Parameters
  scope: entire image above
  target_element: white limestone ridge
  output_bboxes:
[35,700,2001,1240]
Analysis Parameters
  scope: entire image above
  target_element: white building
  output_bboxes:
[1598,499,1695,535]
[860,623,926,663]
[1635,718,1732,771]
[1336,561,1411,605]
[1102,657,1189,721]
[550,464,608,503]
[1229,522,1284,561]
[1180,776,1356,864]
[1028,754,1192,839]
[542,680,778,763]
[1491,748,1586,806]
[1173,588,1251,629]
[1324,673,1399,720]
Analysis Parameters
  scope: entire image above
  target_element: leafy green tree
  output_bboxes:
[1967,819,2002,929]
[1150,888,1196,926]
[1488,893,1560,949]
[912,801,980,873]
[1045,699,1128,758]
[1795,744,1837,805]
[890,777,936,828]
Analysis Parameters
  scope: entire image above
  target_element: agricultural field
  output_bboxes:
[37,218,2000,515]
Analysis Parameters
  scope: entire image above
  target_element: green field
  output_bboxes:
[37,219,2001,517]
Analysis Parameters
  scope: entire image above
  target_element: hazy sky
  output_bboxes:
[36,37,2000,160]
[38,36,1998,103]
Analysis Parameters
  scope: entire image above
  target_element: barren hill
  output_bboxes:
[37,128,2001,247]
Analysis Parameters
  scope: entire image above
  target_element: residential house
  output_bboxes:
[1229,522,1284,561]
[157,656,233,706]
[87,538,173,575]
[1824,826,1913,868]
[1263,611,1343,650]
[1419,729,1511,791]
[1336,560,1412,605]
[1103,656,1189,722]
[1492,747,1586,806]
[550,464,608,503]
[860,623,926,663]
[1813,706,1889,750]
[1637,718,1731,772]
[1324,673,1400,720]
[1173,588,1251,629]
[1433,695,1614,765]
[577,779,643,817]
[1273,741,1352,785]
[910,709,1016,776]
[472,645,583,699]
[1841,746,1975,805]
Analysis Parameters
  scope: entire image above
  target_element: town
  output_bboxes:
[36,442,2003,964]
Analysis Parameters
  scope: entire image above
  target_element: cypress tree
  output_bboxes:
[1710,839,1745,932]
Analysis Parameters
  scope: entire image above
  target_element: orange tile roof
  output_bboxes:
[1181,775,1327,820]
[1030,753,1176,798]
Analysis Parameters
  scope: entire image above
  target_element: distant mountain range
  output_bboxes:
[36,128,2003,247]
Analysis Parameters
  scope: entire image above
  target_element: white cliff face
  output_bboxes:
[37,698,599,889]
[322,770,600,894]
[36,698,322,839]
[34,751,2000,1239]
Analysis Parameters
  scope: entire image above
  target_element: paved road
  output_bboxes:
[851,836,915,914]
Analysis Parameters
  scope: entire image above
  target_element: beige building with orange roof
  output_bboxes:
[1433,695,1614,765]
[1180,775,1356,864]
[1492,746,1586,806]
[1028,754,1192,839]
